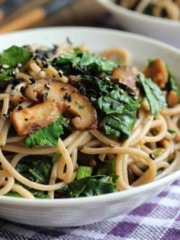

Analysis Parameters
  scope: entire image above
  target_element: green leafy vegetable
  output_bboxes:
[97,88,140,139]
[167,128,176,134]
[143,4,154,16]
[98,159,119,183]
[15,155,52,184]
[58,175,116,198]
[6,190,49,199]
[5,192,23,198]
[24,116,67,147]
[82,76,139,140]
[77,166,92,180]
[53,50,117,75]
[166,155,175,164]
[0,45,32,81]
[9,155,53,199]
[166,65,180,102]
[138,74,167,116]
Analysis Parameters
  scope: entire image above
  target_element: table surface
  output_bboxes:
[0,0,179,239]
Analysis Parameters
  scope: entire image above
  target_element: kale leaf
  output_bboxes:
[97,87,140,139]
[53,50,117,75]
[0,45,32,81]
[138,74,167,116]
[58,175,116,198]
[98,159,119,183]
[15,155,52,184]
[24,116,67,147]
[11,155,52,198]
[81,76,140,140]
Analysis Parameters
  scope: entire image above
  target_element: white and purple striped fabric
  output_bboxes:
[0,179,179,240]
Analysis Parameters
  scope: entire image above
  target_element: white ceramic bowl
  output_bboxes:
[97,0,180,48]
[0,27,179,227]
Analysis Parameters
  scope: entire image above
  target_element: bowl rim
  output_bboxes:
[1,26,180,51]
[0,170,179,206]
[0,26,179,207]
[97,0,180,26]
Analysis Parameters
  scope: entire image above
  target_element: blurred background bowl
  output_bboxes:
[97,0,180,48]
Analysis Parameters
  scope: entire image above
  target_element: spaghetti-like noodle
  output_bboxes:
[0,42,179,199]
[115,0,180,21]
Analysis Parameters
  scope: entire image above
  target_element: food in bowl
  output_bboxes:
[114,0,180,20]
[0,39,179,200]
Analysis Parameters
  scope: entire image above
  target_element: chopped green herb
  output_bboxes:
[167,155,175,164]
[166,65,180,102]
[168,128,176,134]
[24,116,67,147]
[152,148,164,158]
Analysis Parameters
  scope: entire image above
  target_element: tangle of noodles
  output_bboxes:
[0,42,179,199]
[115,0,180,21]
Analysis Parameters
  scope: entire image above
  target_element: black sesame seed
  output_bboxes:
[12,79,22,85]
[149,153,155,160]
[17,105,23,110]
[58,70,63,77]
[20,86,25,93]
[8,70,16,77]
[52,58,58,66]
[41,92,48,102]
[63,93,72,102]
[29,78,36,84]
[42,60,48,68]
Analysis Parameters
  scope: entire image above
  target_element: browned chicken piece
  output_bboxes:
[111,66,138,95]
[10,79,97,136]
[143,59,168,89]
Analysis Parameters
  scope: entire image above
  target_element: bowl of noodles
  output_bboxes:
[0,27,179,227]
[97,0,180,48]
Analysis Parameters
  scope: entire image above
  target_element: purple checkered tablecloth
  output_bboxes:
[0,179,179,240]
